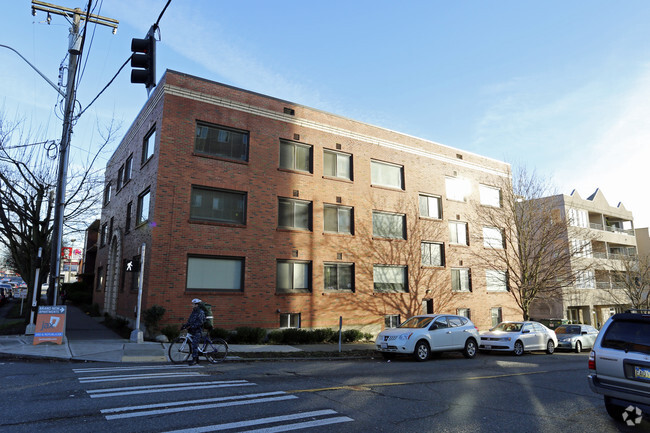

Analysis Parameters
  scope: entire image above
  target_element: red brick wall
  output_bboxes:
[95,70,521,333]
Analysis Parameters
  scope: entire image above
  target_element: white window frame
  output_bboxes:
[483,227,504,249]
[276,260,311,293]
[324,262,354,292]
[142,128,156,164]
[371,160,404,190]
[323,149,352,180]
[280,140,312,173]
[278,198,312,231]
[486,269,508,292]
[136,189,150,226]
[324,204,353,234]
[186,256,244,292]
[479,184,501,207]
[421,242,444,267]
[419,194,442,219]
[280,313,301,328]
[449,221,468,245]
[451,268,471,292]
[445,177,471,202]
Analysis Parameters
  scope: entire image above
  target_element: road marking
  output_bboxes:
[87,380,255,398]
[73,365,201,374]
[287,370,550,393]
[102,391,297,420]
[239,416,354,433]
[161,410,353,433]
[79,372,206,383]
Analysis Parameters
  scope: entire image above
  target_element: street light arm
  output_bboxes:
[1,44,66,97]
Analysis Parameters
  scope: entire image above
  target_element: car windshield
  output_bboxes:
[555,325,581,335]
[492,323,522,332]
[399,317,434,329]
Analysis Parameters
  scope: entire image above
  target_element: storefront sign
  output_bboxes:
[33,306,67,345]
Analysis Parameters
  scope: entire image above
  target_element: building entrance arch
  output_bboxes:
[103,229,122,316]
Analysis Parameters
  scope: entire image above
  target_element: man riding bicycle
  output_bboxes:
[181,298,206,365]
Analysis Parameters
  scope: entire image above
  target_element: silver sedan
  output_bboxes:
[554,324,598,353]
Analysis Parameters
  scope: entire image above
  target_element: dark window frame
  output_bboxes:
[194,121,250,162]
[190,185,247,226]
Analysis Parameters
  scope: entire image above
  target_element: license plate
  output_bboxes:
[634,366,650,382]
[381,343,388,349]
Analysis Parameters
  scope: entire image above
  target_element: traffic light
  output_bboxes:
[130,31,156,89]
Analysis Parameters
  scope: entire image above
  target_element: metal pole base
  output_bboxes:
[25,323,36,335]
[130,329,143,343]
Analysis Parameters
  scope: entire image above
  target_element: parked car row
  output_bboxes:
[375,314,600,361]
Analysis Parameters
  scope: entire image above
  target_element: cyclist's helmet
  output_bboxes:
[191,298,202,304]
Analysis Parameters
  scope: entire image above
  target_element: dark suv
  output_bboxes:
[588,310,650,423]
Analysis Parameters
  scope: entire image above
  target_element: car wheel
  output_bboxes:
[381,352,395,360]
[463,338,478,359]
[413,341,430,362]
[574,341,582,353]
[546,340,555,354]
[604,396,625,421]
[513,340,524,356]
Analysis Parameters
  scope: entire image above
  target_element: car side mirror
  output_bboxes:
[522,329,530,334]
[429,324,438,330]
[581,331,587,335]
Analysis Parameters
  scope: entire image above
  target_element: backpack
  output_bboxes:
[198,302,214,329]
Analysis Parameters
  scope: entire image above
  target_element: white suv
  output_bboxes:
[588,310,650,423]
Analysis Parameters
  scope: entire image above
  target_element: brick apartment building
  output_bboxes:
[94,70,520,333]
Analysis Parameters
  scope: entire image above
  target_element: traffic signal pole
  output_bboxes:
[30,1,118,306]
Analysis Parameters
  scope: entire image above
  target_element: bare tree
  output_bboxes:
[599,254,650,310]
[0,112,115,317]
[337,195,454,322]
[470,166,594,320]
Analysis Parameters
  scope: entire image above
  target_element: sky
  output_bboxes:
[2,0,650,230]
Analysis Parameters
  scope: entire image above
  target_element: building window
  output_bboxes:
[103,182,112,206]
[373,265,408,293]
[142,128,156,164]
[323,149,352,180]
[486,270,508,292]
[576,270,595,288]
[195,122,249,161]
[278,198,312,230]
[491,307,503,327]
[568,208,589,228]
[120,259,127,292]
[385,314,401,328]
[279,140,312,173]
[276,260,311,293]
[421,242,445,267]
[190,186,246,225]
[131,254,141,292]
[280,313,301,328]
[125,155,133,183]
[449,221,468,245]
[457,308,471,319]
[571,239,593,258]
[125,201,132,234]
[479,184,501,207]
[483,227,504,249]
[451,268,471,292]
[324,204,353,234]
[373,211,406,239]
[324,263,354,292]
[186,256,244,291]
[96,266,104,291]
[419,194,442,219]
[109,217,114,242]
[100,223,107,247]
[117,165,124,191]
[445,177,470,202]
[371,160,404,189]
[136,189,151,226]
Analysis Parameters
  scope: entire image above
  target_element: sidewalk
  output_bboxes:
[0,301,376,363]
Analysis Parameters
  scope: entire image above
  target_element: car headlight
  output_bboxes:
[398,333,413,340]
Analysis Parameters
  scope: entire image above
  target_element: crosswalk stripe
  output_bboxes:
[88,381,256,398]
[239,416,354,433]
[104,395,297,420]
[102,391,287,414]
[161,410,348,433]
[79,372,205,383]
[88,380,249,393]
[73,365,201,374]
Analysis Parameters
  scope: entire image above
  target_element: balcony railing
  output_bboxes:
[591,251,637,261]
[589,222,634,236]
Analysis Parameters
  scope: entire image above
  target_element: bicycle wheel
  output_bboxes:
[203,338,228,364]
[168,337,192,364]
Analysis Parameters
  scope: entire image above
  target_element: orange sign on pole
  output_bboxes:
[33,306,67,345]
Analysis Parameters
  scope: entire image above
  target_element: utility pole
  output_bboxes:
[30,1,118,306]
